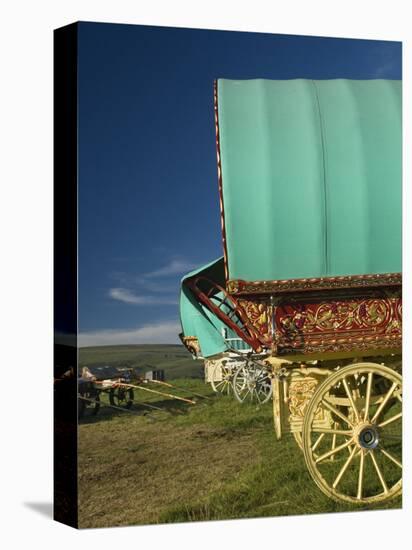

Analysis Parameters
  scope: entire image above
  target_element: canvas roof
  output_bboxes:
[217,78,401,283]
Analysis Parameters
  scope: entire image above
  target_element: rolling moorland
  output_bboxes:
[77,345,401,528]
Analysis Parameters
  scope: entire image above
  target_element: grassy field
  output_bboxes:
[78,346,401,528]
[79,344,202,379]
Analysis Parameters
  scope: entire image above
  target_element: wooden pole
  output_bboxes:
[93,380,196,405]
[148,379,212,400]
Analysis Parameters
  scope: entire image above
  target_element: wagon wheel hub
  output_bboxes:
[354,423,379,450]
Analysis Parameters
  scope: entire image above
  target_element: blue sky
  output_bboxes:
[77,22,401,347]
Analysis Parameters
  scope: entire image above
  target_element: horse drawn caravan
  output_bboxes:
[180,78,402,504]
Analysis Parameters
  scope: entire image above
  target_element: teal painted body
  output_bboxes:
[217,79,402,282]
[180,258,246,358]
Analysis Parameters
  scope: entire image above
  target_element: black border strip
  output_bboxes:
[53,22,78,529]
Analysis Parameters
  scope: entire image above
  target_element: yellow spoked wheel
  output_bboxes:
[211,362,234,396]
[302,363,402,504]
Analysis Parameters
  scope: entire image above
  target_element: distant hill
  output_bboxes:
[79,344,203,379]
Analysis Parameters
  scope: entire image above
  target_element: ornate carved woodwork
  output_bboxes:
[287,372,331,433]
[179,334,201,357]
[227,273,401,295]
[236,286,402,356]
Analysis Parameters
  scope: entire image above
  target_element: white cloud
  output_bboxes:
[109,287,178,305]
[107,258,200,305]
[144,259,198,278]
[78,320,181,347]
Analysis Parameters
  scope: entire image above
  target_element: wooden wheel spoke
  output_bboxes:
[342,378,360,422]
[315,438,354,464]
[245,386,252,397]
[322,398,354,427]
[369,451,388,493]
[380,448,402,469]
[258,389,268,403]
[333,446,357,489]
[311,428,353,436]
[357,451,365,500]
[370,383,398,424]
[378,411,402,428]
[311,433,325,453]
[364,372,373,421]
[330,431,337,462]
[347,444,356,456]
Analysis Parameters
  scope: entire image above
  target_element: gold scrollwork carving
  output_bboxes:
[287,371,332,433]
[181,335,201,356]
[227,273,401,295]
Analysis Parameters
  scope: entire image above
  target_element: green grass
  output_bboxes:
[79,344,202,378]
[77,346,401,528]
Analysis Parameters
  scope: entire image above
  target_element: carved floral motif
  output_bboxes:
[289,378,319,421]
[237,299,272,344]
[236,290,402,356]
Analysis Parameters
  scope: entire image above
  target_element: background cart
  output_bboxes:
[78,365,173,417]
[180,78,402,504]
[78,366,135,417]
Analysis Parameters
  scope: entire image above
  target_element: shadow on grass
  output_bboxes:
[78,397,202,425]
